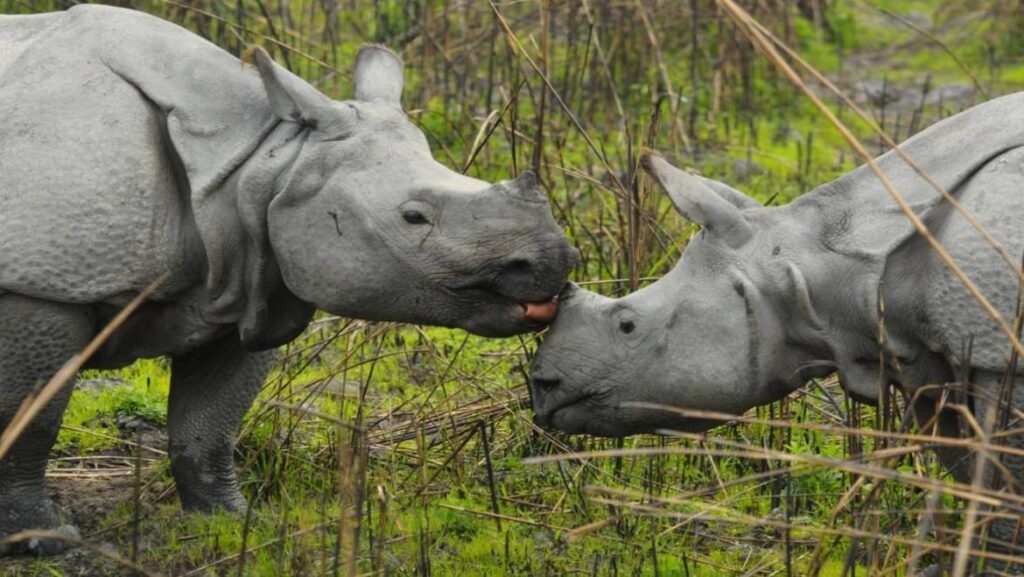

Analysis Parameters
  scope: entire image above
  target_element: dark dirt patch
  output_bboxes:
[0,429,170,577]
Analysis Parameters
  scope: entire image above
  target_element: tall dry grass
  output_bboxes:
[1,1,1023,576]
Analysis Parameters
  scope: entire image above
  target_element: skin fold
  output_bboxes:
[0,5,577,555]
[532,93,1024,559]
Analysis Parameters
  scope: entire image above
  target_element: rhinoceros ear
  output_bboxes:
[250,47,334,125]
[353,45,404,106]
[640,151,754,248]
[702,179,763,210]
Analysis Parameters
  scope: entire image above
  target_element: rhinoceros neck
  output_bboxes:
[758,203,885,402]
[776,92,1024,400]
[780,198,955,402]
[78,6,322,344]
[203,121,316,349]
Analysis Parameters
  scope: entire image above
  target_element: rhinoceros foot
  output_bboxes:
[0,496,79,556]
[177,483,249,515]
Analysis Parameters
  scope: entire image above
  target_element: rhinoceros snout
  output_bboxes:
[529,371,565,427]
[491,245,576,302]
[531,376,561,392]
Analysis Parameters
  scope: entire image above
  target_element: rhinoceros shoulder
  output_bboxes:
[0,11,67,80]
[793,92,1024,259]
[0,9,205,303]
[0,6,278,316]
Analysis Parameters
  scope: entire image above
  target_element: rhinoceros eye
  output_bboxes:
[619,320,636,334]
[402,210,429,225]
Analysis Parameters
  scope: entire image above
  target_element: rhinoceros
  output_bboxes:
[531,92,1024,553]
[0,5,577,554]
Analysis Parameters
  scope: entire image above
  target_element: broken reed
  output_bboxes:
[3,1,1022,576]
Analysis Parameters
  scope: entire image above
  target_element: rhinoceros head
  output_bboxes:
[530,152,834,436]
[236,47,577,342]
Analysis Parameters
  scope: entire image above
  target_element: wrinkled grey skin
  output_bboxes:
[0,5,576,555]
[533,92,1024,555]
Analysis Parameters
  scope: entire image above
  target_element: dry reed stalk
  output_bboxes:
[155,0,344,75]
[526,443,1023,511]
[487,0,630,201]
[462,108,503,173]
[632,0,692,154]
[807,474,871,575]
[260,399,365,431]
[58,425,167,455]
[623,402,1024,460]
[587,488,1024,567]
[564,515,621,543]
[46,469,156,479]
[953,391,1000,577]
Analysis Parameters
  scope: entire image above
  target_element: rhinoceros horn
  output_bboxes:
[497,171,547,204]
[640,151,753,248]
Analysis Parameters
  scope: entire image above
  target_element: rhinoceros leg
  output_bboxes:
[911,396,971,482]
[0,294,93,555]
[969,371,1024,571]
[168,334,273,512]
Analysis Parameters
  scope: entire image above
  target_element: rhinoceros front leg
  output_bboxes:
[911,396,970,482]
[0,295,93,555]
[969,371,1024,571]
[168,334,274,512]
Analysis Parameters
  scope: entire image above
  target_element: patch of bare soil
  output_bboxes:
[0,429,169,577]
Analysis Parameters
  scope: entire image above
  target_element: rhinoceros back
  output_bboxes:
[0,12,62,79]
[0,6,275,305]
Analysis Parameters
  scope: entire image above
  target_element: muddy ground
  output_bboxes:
[0,429,176,577]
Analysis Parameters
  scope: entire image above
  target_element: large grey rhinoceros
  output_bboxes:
[531,92,1024,551]
[0,5,576,554]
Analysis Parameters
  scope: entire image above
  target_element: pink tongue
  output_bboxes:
[521,298,559,325]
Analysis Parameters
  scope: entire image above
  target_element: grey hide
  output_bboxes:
[532,92,1024,557]
[0,5,577,555]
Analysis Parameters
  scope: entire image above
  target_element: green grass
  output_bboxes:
[57,360,170,454]
[41,324,964,576]
[4,0,1022,575]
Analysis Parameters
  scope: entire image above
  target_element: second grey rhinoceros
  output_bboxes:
[0,5,577,554]
[531,92,1024,552]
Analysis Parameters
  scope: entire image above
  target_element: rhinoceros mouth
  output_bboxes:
[445,280,560,328]
[534,390,597,428]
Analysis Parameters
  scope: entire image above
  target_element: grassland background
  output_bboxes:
[2,0,1024,575]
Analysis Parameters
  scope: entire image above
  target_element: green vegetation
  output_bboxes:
[2,0,1023,575]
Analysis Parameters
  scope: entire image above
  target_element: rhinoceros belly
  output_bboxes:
[922,145,1024,371]
[0,19,203,304]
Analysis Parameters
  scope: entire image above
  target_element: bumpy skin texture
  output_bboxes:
[0,295,93,555]
[533,92,1024,559]
[169,335,275,512]
[0,5,576,554]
